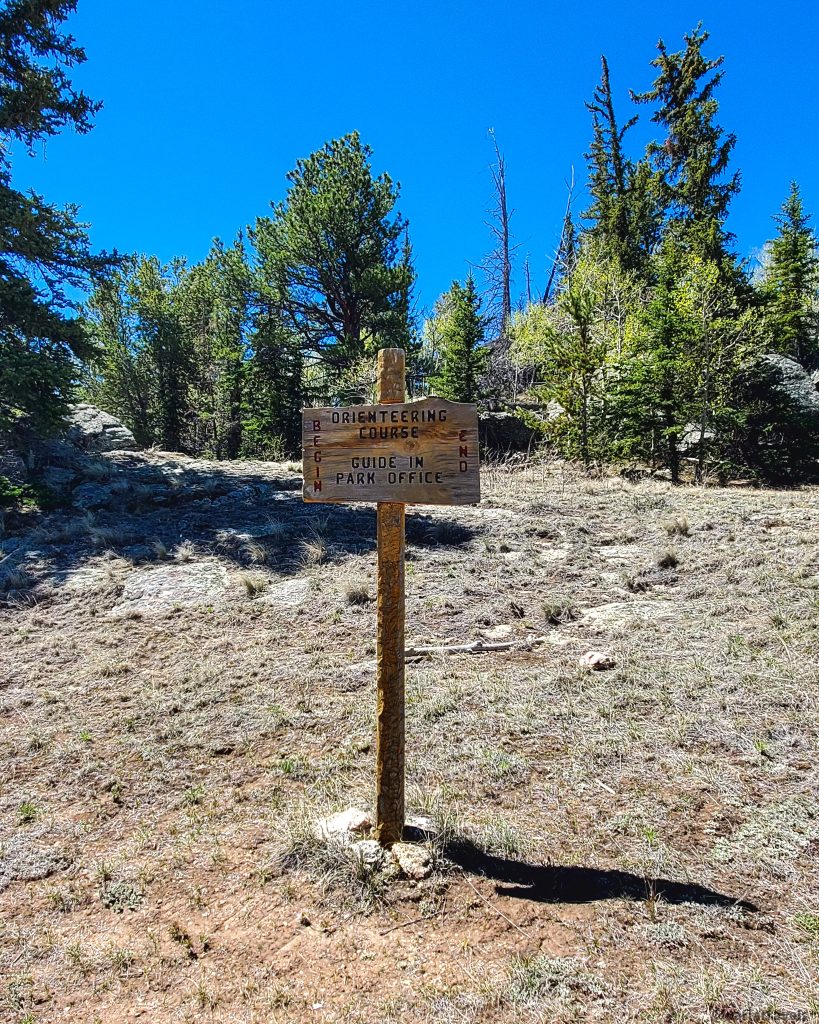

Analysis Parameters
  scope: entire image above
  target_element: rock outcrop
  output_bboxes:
[65,404,138,453]
[479,412,542,453]
[0,451,27,485]
[756,354,819,417]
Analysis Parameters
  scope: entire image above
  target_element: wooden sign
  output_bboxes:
[302,351,481,847]
[302,397,480,506]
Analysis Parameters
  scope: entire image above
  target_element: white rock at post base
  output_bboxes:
[391,842,432,880]
[351,840,385,870]
[316,808,372,840]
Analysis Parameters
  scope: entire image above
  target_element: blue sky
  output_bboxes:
[16,0,819,312]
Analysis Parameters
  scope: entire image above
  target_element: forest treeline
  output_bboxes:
[1,4,818,483]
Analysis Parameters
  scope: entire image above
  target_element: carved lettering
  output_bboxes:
[303,398,479,505]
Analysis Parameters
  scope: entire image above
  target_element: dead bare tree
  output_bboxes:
[543,166,576,305]
[477,129,519,339]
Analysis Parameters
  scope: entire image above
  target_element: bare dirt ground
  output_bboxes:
[1,454,818,1023]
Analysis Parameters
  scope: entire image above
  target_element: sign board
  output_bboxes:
[302,397,480,505]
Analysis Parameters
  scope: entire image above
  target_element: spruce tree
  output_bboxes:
[586,57,636,270]
[0,0,115,441]
[762,182,819,368]
[632,25,740,267]
[429,276,487,403]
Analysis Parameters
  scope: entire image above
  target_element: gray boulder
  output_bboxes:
[66,404,138,452]
[41,466,77,492]
[479,412,542,453]
[758,354,819,415]
[72,482,116,509]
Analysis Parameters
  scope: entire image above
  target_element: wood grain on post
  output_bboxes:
[374,348,406,847]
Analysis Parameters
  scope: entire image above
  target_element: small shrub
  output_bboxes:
[240,573,268,598]
[48,884,83,913]
[275,809,389,911]
[657,547,679,569]
[169,920,195,953]
[506,954,608,1004]
[300,536,328,566]
[0,474,25,509]
[794,912,819,938]
[108,946,136,973]
[663,516,690,537]
[344,581,372,605]
[150,539,169,560]
[622,572,649,593]
[241,539,271,565]
[183,783,206,806]
[542,597,578,625]
[172,540,198,562]
[1,568,32,596]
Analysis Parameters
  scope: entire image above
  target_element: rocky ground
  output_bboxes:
[1,446,818,1023]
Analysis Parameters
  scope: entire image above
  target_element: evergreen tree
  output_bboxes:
[761,182,819,368]
[83,261,153,446]
[0,0,115,441]
[584,56,665,275]
[178,238,249,458]
[544,206,579,303]
[586,57,636,270]
[85,257,191,451]
[242,260,303,458]
[251,132,414,373]
[632,25,740,266]
[612,243,752,480]
[429,276,487,402]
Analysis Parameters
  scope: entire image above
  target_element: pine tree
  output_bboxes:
[584,56,664,275]
[586,57,636,269]
[0,0,115,441]
[632,24,740,266]
[544,206,579,303]
[251,132,414,373]
[761,182,819,368]
[429,276,487,403]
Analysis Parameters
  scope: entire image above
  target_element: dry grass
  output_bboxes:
[1,456,818,1022]
[344,581,372,605]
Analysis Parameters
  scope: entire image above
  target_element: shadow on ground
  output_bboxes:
[443,839,759,912]
[2,455,480,598]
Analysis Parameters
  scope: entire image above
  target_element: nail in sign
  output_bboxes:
[302,397,480,505]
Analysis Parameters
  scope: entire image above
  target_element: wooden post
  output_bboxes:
[374,348,406,846]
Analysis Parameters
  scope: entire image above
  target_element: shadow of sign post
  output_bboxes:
[302,348,480,846]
